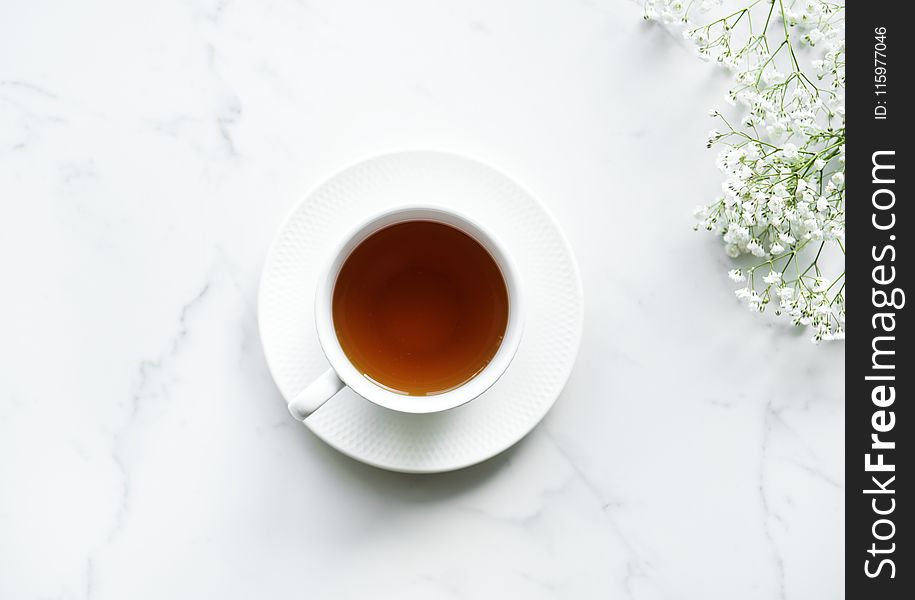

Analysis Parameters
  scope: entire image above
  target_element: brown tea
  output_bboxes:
[332,220,509,396]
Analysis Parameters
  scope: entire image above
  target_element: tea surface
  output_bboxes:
[332,220,509,396]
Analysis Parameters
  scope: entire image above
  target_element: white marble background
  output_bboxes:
[0,1,844,598]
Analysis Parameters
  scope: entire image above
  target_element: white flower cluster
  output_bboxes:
[647,0,846,343]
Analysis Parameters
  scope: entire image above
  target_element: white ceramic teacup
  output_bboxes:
[287,206,525,420]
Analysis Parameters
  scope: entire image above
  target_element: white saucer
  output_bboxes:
[258,151,584,473]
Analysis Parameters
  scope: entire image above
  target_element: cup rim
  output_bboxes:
[313,204,525,414]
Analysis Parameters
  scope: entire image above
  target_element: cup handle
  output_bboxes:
[287,368,345,421]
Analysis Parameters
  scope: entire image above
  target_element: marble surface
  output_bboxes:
[0,1,843,598]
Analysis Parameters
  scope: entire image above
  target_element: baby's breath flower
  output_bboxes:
[746,240,767,258]
[763,271,783,285]
[645,0,845,343]
[780,143,800,161]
